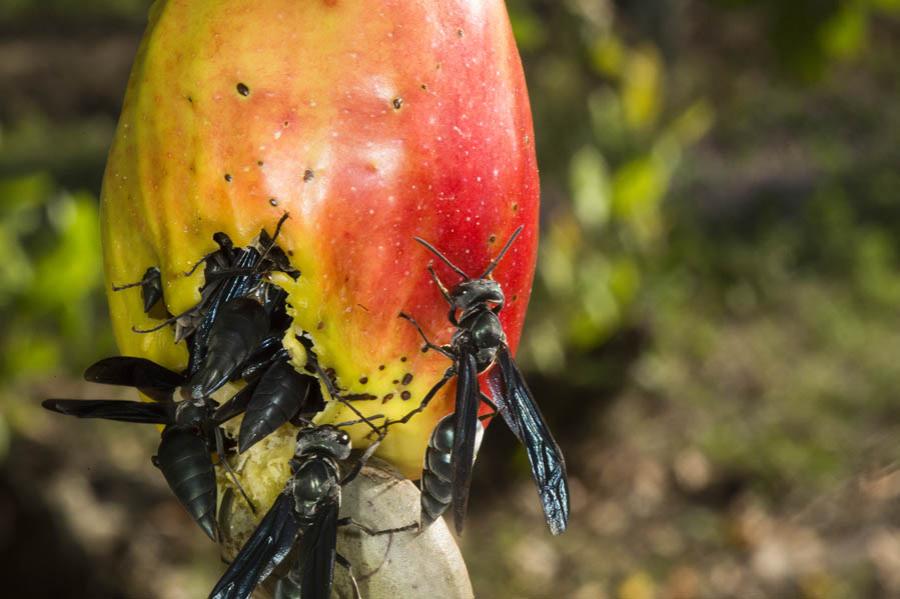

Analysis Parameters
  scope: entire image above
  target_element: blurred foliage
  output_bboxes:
[509,0,714,374]
[0,170,110,384]
[512,0,900,377]
[0,0,149,22]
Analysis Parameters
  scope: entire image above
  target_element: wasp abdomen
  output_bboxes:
[189,297,270,398]
[420,414,484,527]
[239,360,316,453]
[157,428,218,540]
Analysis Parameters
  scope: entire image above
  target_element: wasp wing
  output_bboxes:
[209,492,300,599]
[84,356,184,402]
[42,399,174,424]
[451,350,481,535]
[491,346,570,535]
[296,500,339,599]
[188,248,261,375]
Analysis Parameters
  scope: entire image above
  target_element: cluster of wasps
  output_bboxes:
[44,214,569,598]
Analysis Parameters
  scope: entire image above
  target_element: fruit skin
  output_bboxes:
[101,0,539,479]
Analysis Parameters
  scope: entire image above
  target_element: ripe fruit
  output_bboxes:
[101,0,539,479]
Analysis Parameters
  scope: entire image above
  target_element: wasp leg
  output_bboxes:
[426,264,452,303]
[340,426,388,485]
[398,312,454,359]
[214,427,256,515]
[334,554,362,599]
[311,360,384,440]
[479,392,499,421]
[337,518,419,536]
[217,488,235,564]
[132,304,200,334]
[383,367,455,431]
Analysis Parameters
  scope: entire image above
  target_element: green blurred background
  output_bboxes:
[2,1,899,597]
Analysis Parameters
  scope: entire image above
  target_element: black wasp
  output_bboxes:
[131,213,298,380]
[394,225,569,535]
[124,214,315,451]
[210,420,417,599]
[43,356,253,540]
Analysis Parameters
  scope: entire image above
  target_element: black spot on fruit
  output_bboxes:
[303,169,315,182]
[236,83,250,96]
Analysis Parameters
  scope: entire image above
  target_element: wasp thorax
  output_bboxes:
[290,459,336,505]
[175,398,209,429]
[212,231,233,251]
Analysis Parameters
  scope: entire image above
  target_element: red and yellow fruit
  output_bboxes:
[102,0,539,480]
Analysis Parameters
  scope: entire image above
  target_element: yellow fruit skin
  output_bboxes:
[101,0,540,479]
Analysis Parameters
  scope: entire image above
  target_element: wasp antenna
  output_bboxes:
[414,236,469,280]
[333,413,385,428]
[112,266,159,291]
[271,211,290,243]
[255,211,291,268]
[312,360,384,438]
[480,225,524,279]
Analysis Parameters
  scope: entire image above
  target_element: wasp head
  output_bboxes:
[450,278,504,318]
[295,425,352,461]
[212,232,233,251]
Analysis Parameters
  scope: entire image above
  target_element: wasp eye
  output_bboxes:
[339,433,350,444]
